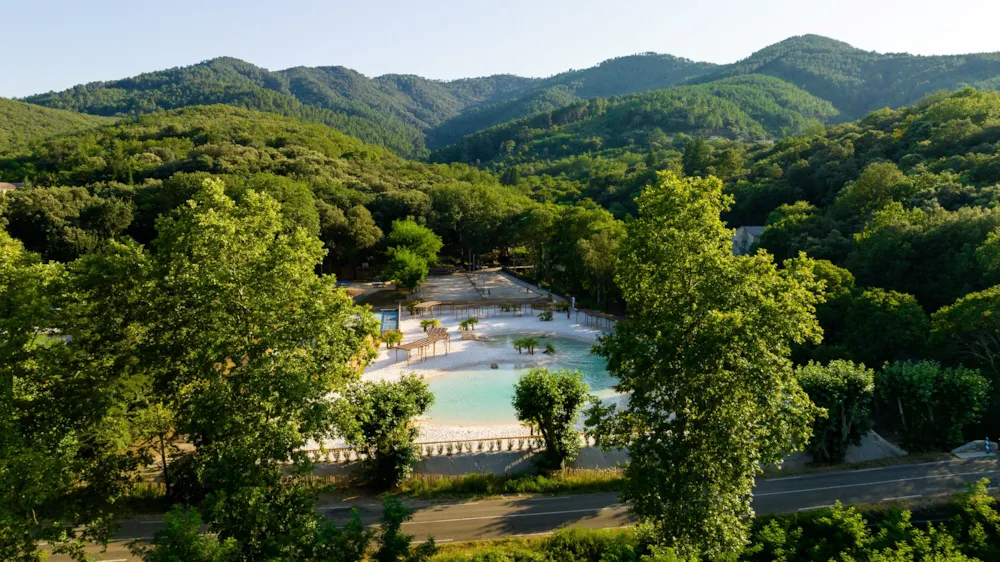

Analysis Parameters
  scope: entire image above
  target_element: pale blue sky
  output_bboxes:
[3,0,1000,98]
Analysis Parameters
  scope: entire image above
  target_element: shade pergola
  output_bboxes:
[394,326,451,365]
[411,300,443,317]
[575,309,624,332]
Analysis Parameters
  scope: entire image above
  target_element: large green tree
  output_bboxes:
[386,219,443,265]
[340,375,435,490]
[844,288,930,367]
[512,368,592,470]
[143,178,380,558]
[1,231,152,561]
[588,172,822,558]
[795,360,875,464]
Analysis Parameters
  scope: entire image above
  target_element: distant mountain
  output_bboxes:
[430,75,837,165]
[21,36,1000,157]
[0,98,112,154]
[22,54,714,156]
[427,53,717,148]
[692,34,1000,119]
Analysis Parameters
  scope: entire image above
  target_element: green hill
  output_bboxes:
[22,54,716,156]
[21,36,1000,158]
[0,98,112,153]
[694,34,1000,120]
[430,75,837,165]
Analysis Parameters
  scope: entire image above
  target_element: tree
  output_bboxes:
[383,330,404,349]
[373,496,436,562]
[513,369,592,469]
[682,137,712,177]
[577,225,624,305]
[844,288,930,367]
[513,337,539,355]
[420,319,441,332]
[931,285,1000,375]
[877,360,990,451]
[130,507,239,562]
[143,178,380,558]
[795,360,875,463]
[978,229,1000,285]
[1,231,154,561]
[588,172,822,558]
[833,161,912,218]
[386,219,443,265]
[340,375,434,490]
[384,247,429,292]
[459,318,478,331]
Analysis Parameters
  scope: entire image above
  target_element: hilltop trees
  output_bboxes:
[588,172,822,558]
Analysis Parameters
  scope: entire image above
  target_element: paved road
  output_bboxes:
[48,458,1000,561]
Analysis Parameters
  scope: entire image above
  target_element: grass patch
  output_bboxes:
[397,468,624,499]
[432,527,638,561]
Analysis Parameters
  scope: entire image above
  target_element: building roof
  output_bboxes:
[739,226,766,236]
[0,182,18,191]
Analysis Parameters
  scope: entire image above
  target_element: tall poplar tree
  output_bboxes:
[588,172,823,559]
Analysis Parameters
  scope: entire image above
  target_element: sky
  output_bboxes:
[3,0,1000,98]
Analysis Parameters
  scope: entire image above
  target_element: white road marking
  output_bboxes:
[883,495,922,501]
[756,469,1000,497]
[765,460,963,481]
[403,505,623,525]
[798,504,834,511]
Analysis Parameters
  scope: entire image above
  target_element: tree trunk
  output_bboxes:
[159,433,171,498]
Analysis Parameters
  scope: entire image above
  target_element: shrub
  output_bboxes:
[382,330,403,348]
[544,343,556,355]
[877,360,990,451]
[407,300,422,315]
[538,311,554,321]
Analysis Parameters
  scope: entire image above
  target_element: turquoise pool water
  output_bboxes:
[424,334,618,425]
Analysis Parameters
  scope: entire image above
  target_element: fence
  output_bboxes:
[299,433,599,464]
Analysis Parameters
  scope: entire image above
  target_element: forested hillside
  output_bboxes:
[23,57,433,157]
[24,37,1000,159]
[694,34,1000,119]
[0,98,112,153]
[430,75,838,165]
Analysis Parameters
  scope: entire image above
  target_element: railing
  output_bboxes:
[299,433,599,464]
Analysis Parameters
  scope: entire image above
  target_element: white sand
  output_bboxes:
[365,309,601,382]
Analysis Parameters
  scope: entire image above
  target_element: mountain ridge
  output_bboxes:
[18,35,1000,157]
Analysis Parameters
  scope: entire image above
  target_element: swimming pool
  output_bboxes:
[424,334,620,425]
[375,309,399,333]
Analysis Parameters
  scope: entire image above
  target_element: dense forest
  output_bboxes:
[0,98,112,153]
[429,74,838,165]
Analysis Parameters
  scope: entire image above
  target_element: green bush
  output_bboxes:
[795,360,875,463]
[538,311,554,321]
[877,360,990,451]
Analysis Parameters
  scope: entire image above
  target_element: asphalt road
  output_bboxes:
[46,457,1000,561]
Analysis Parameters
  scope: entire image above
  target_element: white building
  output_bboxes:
[732,226,765,256]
